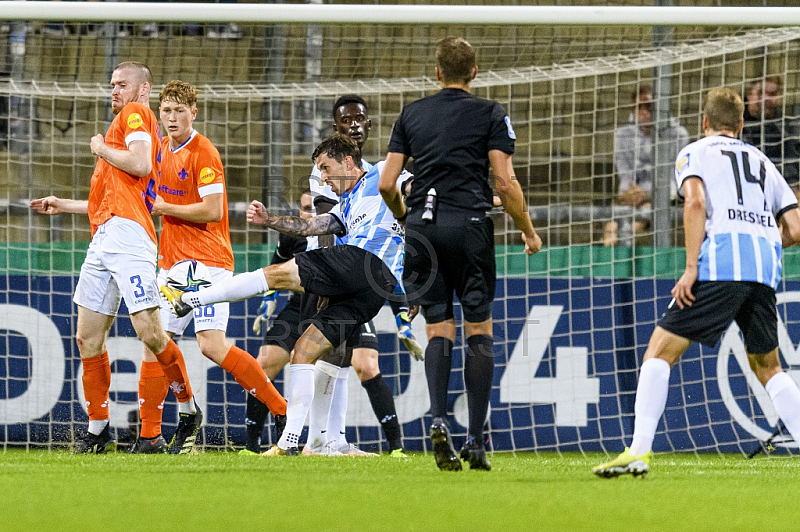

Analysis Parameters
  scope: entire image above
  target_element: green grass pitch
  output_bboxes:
[4,450,800,531]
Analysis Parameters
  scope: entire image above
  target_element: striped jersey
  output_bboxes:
[157,130,234,271]
[88,101,161,243]
[306,159,373,251]
[328,160,410,283]
[675,134,798,289]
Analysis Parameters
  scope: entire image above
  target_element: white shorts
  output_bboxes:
[74,216,159,316]
[158,266,232,336]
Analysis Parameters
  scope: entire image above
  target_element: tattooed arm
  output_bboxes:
[246,200,344,236]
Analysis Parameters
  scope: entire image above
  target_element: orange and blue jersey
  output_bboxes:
[157,130,234,271]
[88,101,161,243]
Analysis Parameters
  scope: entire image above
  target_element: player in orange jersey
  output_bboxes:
[129,80,287,453]
[30,62,197,454]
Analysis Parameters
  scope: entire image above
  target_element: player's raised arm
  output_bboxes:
[30,196,89,215]
[250,204,343,237]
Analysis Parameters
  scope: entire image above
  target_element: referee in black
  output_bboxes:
[379,36,541,471]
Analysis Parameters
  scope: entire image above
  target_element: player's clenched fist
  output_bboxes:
[90,134,106,157]
[521,231,542,255]
[246,200,267,226]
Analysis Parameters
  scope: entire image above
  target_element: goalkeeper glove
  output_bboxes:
[396,312,424,361]
[252,290,279,335]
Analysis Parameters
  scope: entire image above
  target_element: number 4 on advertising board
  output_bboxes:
[499,305,600,427]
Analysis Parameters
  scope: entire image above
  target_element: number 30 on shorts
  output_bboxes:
[194,305,215,318]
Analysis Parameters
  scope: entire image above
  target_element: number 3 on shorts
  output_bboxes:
[130,275,145,298]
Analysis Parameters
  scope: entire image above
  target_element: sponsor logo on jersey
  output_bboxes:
[505,116,517,140]
[676,154,690,173]
[199,167,216,184]
[127,112,144,130]
[158,184,187,197]
[349,213,367,231]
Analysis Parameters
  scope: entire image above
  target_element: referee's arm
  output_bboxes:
[379,152,409,220]
[489,149,541,255]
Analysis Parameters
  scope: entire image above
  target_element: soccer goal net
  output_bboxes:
[3,5,800,455]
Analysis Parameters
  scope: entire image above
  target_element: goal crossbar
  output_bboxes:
[3,3,800,26]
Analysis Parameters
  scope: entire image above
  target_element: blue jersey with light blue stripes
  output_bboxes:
[675,135,798,289]
[329,161,409,283]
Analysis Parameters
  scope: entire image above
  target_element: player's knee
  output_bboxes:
[197,338,226,363]
[75,334,103,357]
[421,303,452,324]
[353,349,379,381]
[140,327,169,355]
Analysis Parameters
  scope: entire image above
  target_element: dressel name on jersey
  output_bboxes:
[727,208,775,228]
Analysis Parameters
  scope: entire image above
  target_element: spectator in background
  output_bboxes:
[741,77,800,196]
[604,85,689,246]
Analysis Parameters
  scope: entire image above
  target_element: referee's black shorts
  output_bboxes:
[295,245,396,349]
[404,209,495,323]
[658,281,778,354]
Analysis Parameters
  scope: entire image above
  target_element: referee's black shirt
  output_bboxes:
[387,88,515,213]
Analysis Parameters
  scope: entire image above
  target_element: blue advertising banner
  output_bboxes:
[2,275,798,453]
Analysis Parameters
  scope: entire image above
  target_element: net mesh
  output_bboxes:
[3,18,800,454]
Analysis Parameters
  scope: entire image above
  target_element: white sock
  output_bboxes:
[765,372,800,442]
[88,419,108,435]
[184,269,268,307]
[326,366,350,446]
[278,364,315,450]
[178,397,197,415]
[629,358,671,456]
[306,361,339,451]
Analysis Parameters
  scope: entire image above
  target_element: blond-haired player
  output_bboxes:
[129,80,287,453]
[594,88,800,478]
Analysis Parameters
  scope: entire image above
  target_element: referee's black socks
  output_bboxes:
[465,334,494,446]
[362,374,403,451]
[425,337,454,422]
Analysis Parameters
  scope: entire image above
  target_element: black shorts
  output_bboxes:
[349,320,379,351]
[404,209,495,323]
[295,246,396,348]
[262,292,303,352]
[658,281,778,354]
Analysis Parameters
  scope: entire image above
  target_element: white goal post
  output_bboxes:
[3,4,800,456]
[3,3,800,26]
